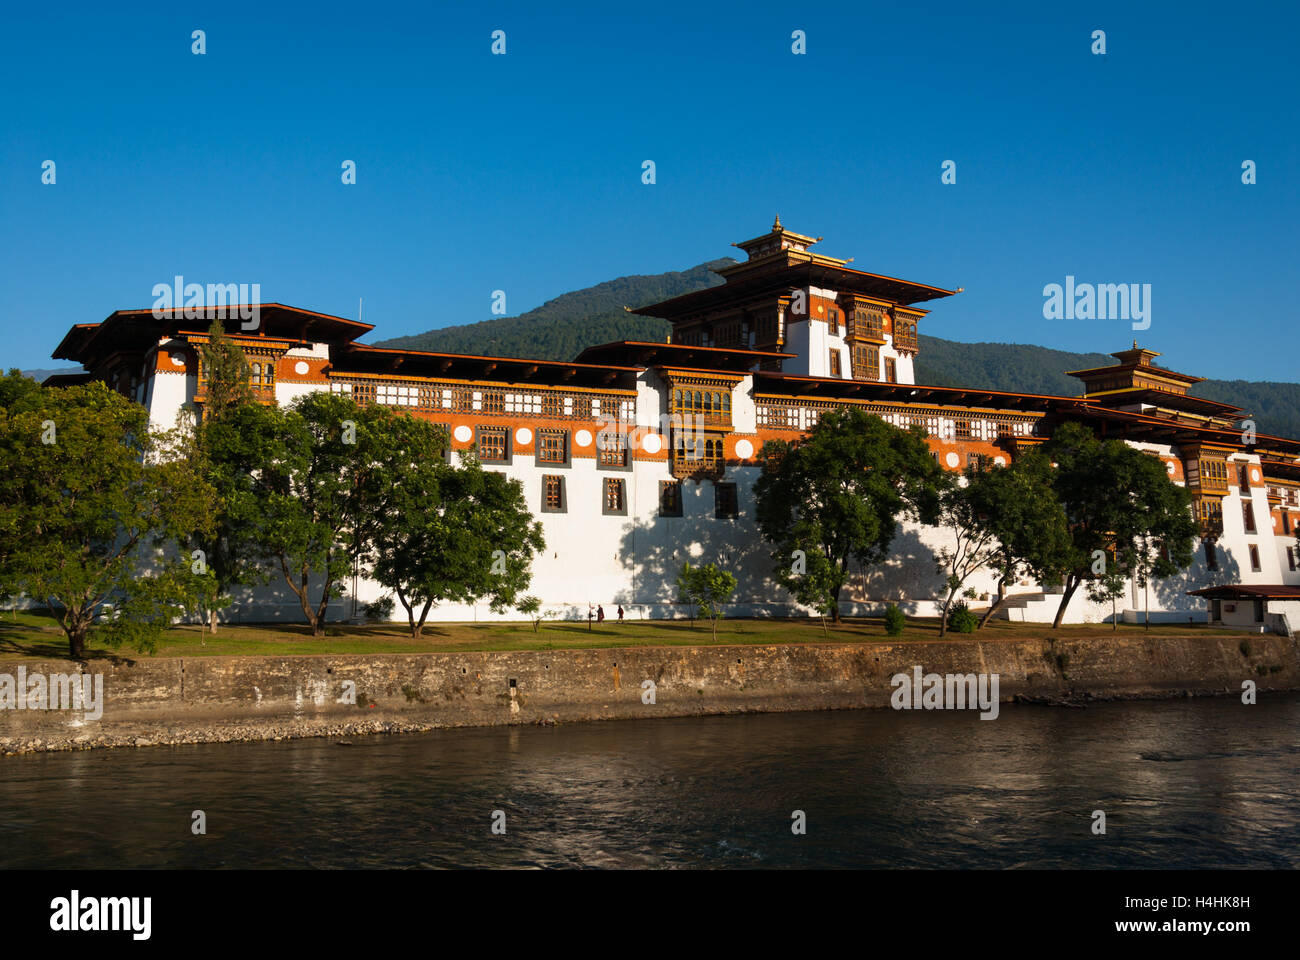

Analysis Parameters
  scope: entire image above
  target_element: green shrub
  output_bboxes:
[883,604,906,636]
[363,596,395,622]
[946,600,978,633]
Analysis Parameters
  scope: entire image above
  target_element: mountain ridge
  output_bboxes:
[371,260,1300,439]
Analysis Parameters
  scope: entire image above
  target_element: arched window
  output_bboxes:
[250,362,261,385]
[722,393,731,415]
[674,389,682,410]
[704,392,714,415]
[264,362,274,384]
[693,390,701,412]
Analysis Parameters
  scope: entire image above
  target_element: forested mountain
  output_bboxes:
[373,260,1300,439]
[18,367,82,382]
[372,261,728,358]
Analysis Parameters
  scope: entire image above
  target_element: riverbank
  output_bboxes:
[3,631,1297,755]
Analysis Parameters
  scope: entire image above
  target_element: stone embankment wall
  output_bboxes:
[2,633,1296,753]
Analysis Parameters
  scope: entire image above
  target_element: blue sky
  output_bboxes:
[2,0,1297,381]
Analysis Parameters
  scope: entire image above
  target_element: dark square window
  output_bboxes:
[476,426,509,463]
[537,429,567,464]
[660,481,683,517]
[603,477,626,515]
[715,482,738,520]
[1237,464,1250,489]
[829,350,841,378]
[1249,545,1261,572]
[1243,502,1256,533]
[954,420,972,440]
[542,475,565,513]
[1288,547,1296,572]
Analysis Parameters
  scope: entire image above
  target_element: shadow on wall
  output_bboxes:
[218,567,355,624]
[611,477,787,611]
[1150,540,1244,619]
[846,526,948,616]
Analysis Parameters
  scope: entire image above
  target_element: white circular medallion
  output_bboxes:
[994,456,1007,467]
[1251,468,1260,484]
[515,427,532,445]
[1166,461,1176,475]
[640,433,662,454]
[945,452,960,468]
[574,429,593,448]
[170,352,185,367]
[294,360,310,375]
[453,425,472,443]
[734,439,754,459]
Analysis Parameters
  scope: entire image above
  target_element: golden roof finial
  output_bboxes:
[772,214,783,232]
[1132,338,1139,349]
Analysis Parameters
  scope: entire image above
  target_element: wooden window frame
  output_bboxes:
[541,474,566,513]
[714,481,738,520]
[537,428,569,466]
[597,430,630,470]
[475,425,511,464]
[602,477,627,516]
[660,480,683,517]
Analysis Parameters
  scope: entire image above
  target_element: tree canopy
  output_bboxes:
[363,416,544,638]
[0,373,217,656]
[1043,421,1197,627]
[754,407,943,623]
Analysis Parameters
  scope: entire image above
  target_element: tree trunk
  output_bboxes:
[59,601,91,660]
[830,585,842,625]
[312,574,333,638]
[978,578,1007,629]
[413,600,432,639]
[208,608,219,635]
[280,555,322,635]
[939,589,956,637]
[68,624,86,660]
[1052,577,1081,629]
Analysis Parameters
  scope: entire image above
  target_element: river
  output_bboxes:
[2,695,1297,868]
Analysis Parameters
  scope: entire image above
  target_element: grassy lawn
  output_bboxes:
[0,607,1258,662]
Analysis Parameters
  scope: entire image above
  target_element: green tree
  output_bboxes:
[0,376,217,657]
[933,465,1002,637]
[970,451,1072,628]
[517,596,556,633]
[185,321,260,632]
[675,561,737,641]
[1044,422,1197,628]
[197,319,254,420]
[754,407,943,624]
[365,428,544,638]
[233,393,386,635]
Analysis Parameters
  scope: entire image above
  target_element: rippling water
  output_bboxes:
[2,696,1298,868]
